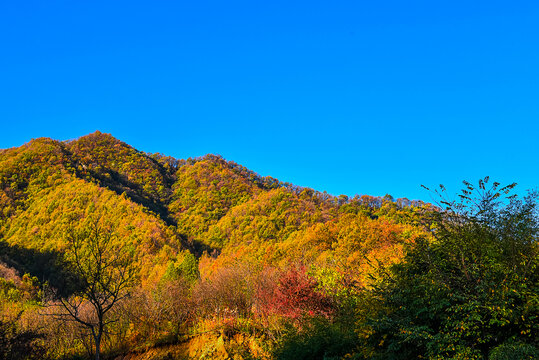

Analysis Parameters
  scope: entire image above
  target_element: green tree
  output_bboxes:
[367,179,539,359]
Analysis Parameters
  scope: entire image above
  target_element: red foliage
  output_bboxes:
[255,266,333,319]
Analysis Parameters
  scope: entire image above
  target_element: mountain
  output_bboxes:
[1,131,426,277]
[0,131,431,359]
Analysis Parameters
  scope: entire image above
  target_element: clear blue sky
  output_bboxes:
[1,1,538,201]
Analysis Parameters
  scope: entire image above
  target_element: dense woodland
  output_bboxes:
[0,131,537,360]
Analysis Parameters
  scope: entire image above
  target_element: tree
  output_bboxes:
[55,219,137,360]
[367,179,539,359]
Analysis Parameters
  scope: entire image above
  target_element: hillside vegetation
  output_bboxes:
[0,132,537,360]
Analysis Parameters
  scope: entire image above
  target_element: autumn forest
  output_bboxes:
[0,131,537,360]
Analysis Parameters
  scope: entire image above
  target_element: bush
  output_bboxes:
[255,265,333,320]
[193,265,254,319]
[274,316,358,360]
[0,315,45,360]
[489,341,539,360]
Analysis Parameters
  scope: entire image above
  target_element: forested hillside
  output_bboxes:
[1,132,537,360]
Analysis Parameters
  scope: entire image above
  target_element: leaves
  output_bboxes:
[5,134,530,360]
[367,182,539,359]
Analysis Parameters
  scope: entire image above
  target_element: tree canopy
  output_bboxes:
[1,133,535,360]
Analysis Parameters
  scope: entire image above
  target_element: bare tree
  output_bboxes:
[55,219,137,360]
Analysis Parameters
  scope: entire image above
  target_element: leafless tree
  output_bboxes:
[54,219,137,360]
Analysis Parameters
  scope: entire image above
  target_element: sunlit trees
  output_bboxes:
[8,133,530,359]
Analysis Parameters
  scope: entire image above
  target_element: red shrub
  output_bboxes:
[255,265,333,319]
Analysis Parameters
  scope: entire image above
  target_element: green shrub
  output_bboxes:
[489,341,538,360]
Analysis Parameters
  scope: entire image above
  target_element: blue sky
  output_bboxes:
[1,1,538,201]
